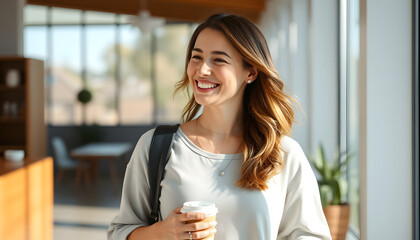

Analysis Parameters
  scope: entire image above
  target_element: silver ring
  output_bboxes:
[188,231,192,240]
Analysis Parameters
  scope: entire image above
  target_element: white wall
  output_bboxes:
[289,0,310,153]
[359,0,412,239]
[260,0,338,158]
[0,0,24,56]
[308,0,338,158]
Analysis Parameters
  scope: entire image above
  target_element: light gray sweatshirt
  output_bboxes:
[107,128,331,240]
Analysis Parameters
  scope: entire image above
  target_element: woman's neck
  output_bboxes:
[197,106,243,137]
[179,106,244,154]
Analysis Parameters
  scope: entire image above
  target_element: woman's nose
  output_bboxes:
[198,60,211,75]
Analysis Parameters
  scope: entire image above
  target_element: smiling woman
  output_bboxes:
[108,14,332,240]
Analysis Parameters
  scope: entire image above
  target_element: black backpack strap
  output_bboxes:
[148,124,180,225]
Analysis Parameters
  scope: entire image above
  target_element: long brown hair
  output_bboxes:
[175,14,296,191]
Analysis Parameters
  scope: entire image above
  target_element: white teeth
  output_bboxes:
[197,82,218,89]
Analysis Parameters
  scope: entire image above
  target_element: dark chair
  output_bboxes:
[51,137,89,187]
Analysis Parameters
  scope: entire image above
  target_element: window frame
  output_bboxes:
[24,5,192,126]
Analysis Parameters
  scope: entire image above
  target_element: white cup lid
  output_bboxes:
[180,201,218,216]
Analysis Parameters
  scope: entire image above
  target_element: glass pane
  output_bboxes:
[85,11,116,24]
[85,25,117,125]
[50,26,83,125]
[24,26,47,61]
[119,26,153,124]
[154,24,191,123]
[347,0,360,235]
[24,5,48,25]
[51,7,82,24]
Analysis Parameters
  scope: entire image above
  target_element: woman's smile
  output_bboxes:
[195,79,220,92]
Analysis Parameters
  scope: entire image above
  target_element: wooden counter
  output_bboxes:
[0,156,53,240]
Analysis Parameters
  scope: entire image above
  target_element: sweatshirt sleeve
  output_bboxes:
[107,129,155,240]
[277,137,332,240]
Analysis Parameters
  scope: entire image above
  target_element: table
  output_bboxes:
[70,142,132,188]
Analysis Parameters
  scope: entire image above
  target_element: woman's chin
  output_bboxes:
[194,97,215,107]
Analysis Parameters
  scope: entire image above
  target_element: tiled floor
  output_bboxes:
[54,172,123,240]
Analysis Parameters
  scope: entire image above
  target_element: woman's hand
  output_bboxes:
[155,206,217,240]
[128,206,217,240]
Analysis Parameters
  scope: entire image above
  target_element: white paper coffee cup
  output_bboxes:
[181,201,218,240]
[181,201,218,216]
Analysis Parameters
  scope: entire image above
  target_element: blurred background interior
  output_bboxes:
[0,0,417,239]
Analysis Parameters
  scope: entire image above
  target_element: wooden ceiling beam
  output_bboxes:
[148,1,262,22]
[153,0,265,12]
[27,0,264,23]
[27,0,139,16]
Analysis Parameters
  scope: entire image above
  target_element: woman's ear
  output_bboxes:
[247,67,259,82]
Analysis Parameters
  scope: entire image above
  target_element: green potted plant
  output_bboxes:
[77,88,92,105]
[77,88,92,126]
[310,144,353,240]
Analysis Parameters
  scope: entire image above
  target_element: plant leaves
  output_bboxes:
[312,145,355,206]
[332,151,354,178]
[331,179,341,205]
[319,145,331,181]
[310,145,325,178]
[339,178,348,203]
[313,163,324,177]
[319,184,332,208]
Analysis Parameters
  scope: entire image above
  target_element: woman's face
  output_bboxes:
[187,28,252,109]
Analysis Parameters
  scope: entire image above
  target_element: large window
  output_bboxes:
[154,24,192,123]
[23,5,190,125]
[50,25,83,124]
[118,25,153,124]
[85,25,118,125]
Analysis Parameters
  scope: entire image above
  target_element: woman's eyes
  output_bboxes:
[191,55,227,64]
[191,55,202,60]
[214,58,227,63]
[191,55,227,63]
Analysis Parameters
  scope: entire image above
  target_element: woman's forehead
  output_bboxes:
[193,28,241,58]
[194,29,233,51]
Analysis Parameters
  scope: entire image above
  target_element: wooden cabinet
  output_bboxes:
[0,57,46,157]
[0,166,26,240]
[0,157,53,240]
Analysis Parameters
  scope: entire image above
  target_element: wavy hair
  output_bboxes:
[175,14,296,191]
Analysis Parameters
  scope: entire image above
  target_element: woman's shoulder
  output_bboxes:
[126,128,156,168]
[135,128,156,150]
[280,135,304,155]
[280,135,311,171]
[279,135,316,188]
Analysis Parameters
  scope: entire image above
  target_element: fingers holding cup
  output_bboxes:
[181,201,218,240]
